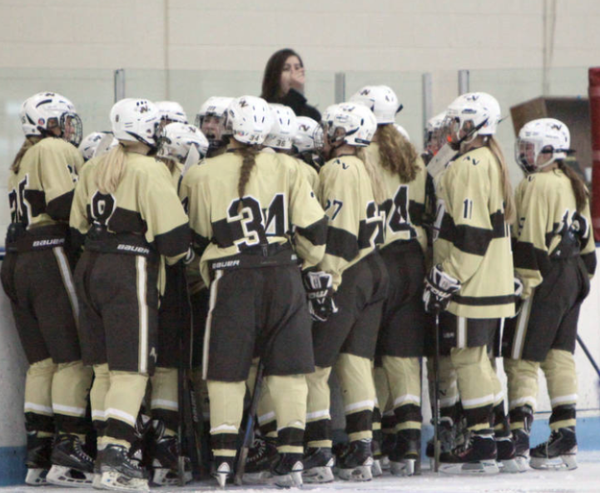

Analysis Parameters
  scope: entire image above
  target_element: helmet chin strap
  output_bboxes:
[451,118,489,151]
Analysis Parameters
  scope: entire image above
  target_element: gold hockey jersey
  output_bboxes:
[8,137,82,229]
[70,152,190,266]
[293,157,319,192]
[433,146,514,318]
[180,150,327,286]
[513,169,596,298]
[365,143,428,252]
[318,155,384,290]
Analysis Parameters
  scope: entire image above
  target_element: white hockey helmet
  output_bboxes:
[226,96,273,145]
[157,122,209,164]
[293,117,324,153]
[156,101,188,124]
[78,132,118,161]
[20,92,83,145]
[195,96,234,127]
[350,85,402,125]
[424,112,446,151]
[394,124,410,141]
[110,99,161,148]
[515,118,571,173]
[445,92,501,144]
[263,104,297,150]
[324,102,377,148]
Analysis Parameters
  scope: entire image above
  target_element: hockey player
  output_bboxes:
[503,118,596,470]
[182,95,327,488]
[195,96,234,157]
[0,92,93,486]
[145,122,208,485]
[70,98,191,491]
[423,92,516,475]
[422,112,447,165]
[351,85,429,476]
[303,102,389,483]
[79,132,118,165]
[292,116,325,175]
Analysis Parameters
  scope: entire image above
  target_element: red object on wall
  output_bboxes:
[589,68,600,242]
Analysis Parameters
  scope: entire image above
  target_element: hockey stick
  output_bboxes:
[577,334,600,378]
[432,312,441,473]
[234,359,266,486]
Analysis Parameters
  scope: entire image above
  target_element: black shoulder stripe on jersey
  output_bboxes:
[46,190,74,221]
[582,251,597,277]
[453,293,514,306]
[154,223,190,257]
[24,189,46,218]
[212,218,242,249]
[513,241,551,276]
[296,215,328,246]
[326,226,359,262]
[409,201,425,226]
[192,231,211,256]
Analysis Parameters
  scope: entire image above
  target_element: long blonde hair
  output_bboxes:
[356,147,386,205]
[95,144,127,194]
[11,137,42,174]
[487,136,515,224]
[376,124,419,182]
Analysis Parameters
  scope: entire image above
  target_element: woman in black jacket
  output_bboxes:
[261,48,321,121]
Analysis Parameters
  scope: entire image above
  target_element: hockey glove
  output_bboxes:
[303,271,338,322]
[423,264,461,314]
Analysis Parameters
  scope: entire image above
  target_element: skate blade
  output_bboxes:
[499,458,525,474]
[100,471,149,492]
[152,467,193,486]
[302,466,334,484]
[337,464,373,482]
[372,459,383,477]
[380,456,390,470]
[46,465,94,487]
[530,455,577,471]
[93,473,103,490]
[25,468,48,486]
[439,460,500,475]
[273,471,303,488]
[390,458,416,477]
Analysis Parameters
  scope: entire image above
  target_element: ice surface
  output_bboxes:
[2,452,599,493]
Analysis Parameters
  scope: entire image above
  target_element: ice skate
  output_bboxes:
[440,430,499,475]
[302,447,335,483]
[47,434,94,487]
[271,452,303,488]
[530,427,577,471]
[213,458,233,489]
[426,417,456,465]
[99,444,149,492]
[241,436,278,484]
[150,420,192,486]
[335,439,373,481]
[512,428,530,471]
[389,429,420,477]
[495,432,521,474]
[25,432,53,486]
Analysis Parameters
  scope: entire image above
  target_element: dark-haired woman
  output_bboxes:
[351,85,429,477]
[182,95,327,488]
[503,118,596,471]
[261,48,321,121]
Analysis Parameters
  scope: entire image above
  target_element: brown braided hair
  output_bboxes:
[376,124,419,182]
[11,136,42,174]
[235,146,260,209]
[558,161,589,213]
[487,136,515,224]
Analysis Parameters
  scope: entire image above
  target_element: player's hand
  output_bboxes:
[423,264,461,314]
[303,270,338,322]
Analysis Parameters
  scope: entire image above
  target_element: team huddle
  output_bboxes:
[2,71,596,492]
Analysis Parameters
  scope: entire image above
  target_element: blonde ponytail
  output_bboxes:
[356,147,386,205]
[11,137,41,174]
[95,144,127,195]
[487,137,515,224]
